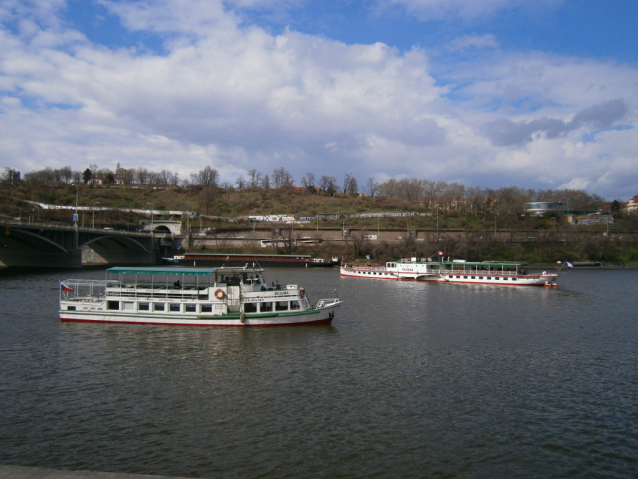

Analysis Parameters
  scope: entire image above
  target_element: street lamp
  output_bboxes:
[147,203,154,237]
[92,202,100,230]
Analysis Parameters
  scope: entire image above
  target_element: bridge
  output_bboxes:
[0,222,184,268]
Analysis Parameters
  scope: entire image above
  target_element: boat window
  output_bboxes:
[201,304,213,313]
[471,276,475,279]
[67,306,76,311]
[512,278,517,281]
[169,303,181,312]
[185,304,197,313]
[486,277,491,280]
[260,302,273,312]
[275,301,288,311]
[139,302,150,311]
[290,300,300,310]
[479,276,483,280]
[463,276,468,279]
[123,302,135,311]
[244,303,257,313]
[154,303,165,311]
[107,301,119,310]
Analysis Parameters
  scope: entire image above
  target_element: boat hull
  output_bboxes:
[60,305,339,327]
[340,267,558,286]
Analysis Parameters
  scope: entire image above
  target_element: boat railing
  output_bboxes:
[60,279,115,300]
[443,268,521,276]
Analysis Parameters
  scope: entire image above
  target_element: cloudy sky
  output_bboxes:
[1,0,637,200]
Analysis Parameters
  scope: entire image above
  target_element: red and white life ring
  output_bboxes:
[299,288,305,299]
[214,289,225,299]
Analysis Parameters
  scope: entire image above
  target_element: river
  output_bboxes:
[0,267,637,478]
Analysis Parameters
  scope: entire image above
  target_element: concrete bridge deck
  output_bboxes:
[0,465,192,479]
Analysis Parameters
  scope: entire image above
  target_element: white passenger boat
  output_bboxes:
[60,266,342,326]
[340,257,559,286]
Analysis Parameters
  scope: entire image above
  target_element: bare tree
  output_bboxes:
[320,175,338,196]
[343,172,358,195]
[247,169,262,188]
[301,172,316,189]
[366,177,379,197]
[272,167,294,189]
[191,166,219,187]
[236,175,246,189]
[261,174,270,189]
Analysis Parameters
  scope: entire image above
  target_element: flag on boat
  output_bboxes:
[438,250,444,255]
[565,262,574,268]
[61,283,74,292]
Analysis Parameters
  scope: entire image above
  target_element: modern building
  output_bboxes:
[523,201,566,216]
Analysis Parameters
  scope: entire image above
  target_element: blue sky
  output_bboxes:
[1,0,637,200]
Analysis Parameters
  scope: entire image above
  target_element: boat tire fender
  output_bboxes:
[214,289,225,300]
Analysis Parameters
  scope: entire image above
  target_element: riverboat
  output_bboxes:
[172,253,338,267]
[340,257,559,286]
[59,266,342,326]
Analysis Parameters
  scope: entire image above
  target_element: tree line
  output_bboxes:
[4,164,608,214]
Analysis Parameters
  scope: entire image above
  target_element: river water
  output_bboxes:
[0,267,637,478]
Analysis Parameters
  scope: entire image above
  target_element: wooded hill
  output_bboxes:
[2,177,637,264]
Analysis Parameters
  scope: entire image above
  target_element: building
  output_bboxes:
[624,196,638,214]
[523,201,566,216]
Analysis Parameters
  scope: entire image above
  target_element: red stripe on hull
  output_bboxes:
[60,317,334,327]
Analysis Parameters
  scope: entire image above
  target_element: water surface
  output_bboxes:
[1,267,637,478]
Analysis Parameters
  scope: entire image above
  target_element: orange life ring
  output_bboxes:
[300,288,305,299]
[214,289,225,299]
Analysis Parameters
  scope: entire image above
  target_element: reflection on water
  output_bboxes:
[1,267,637,477]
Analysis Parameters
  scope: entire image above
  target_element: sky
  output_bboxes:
[1,0,637,200]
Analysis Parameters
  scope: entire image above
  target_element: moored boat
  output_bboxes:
[340,257,559,286]
[59,266,342,326]
[172,253,337,267]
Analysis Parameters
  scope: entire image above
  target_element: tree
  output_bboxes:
[134,167,150,185]
[82,168,92,185]
[191,166,219,187]
[320,175,338,196]
[236,175,246,189]
[247,169,262,188]
[301,172,316,190]
[366,177,379,197]
[272,167,294,189]
[261,174,270,189]
[343,172,358,195]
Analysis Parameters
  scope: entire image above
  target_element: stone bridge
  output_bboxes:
[0,222,184,268]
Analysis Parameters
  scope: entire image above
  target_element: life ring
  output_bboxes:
[214,289,225,299]
[456,270,460,274]
[300,288,305,299]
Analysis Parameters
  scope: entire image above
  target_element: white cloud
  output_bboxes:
[0,0,637,200]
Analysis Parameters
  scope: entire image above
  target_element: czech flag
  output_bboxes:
[61,283,74,292]
[565,262,574,268]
